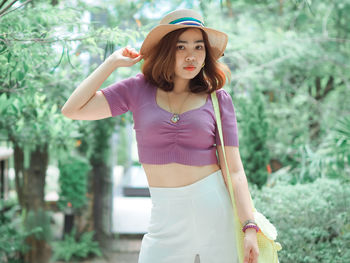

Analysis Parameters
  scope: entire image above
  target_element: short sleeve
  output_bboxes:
[215,89,239,147]
[100,73,143,116]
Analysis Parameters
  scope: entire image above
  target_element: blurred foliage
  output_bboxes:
[57,154,91,211]
[267,115,350,185]
[0,92,78,161]
[207,0,350,184]
[0,199,41,262]
[237,91,270,188]
[250,178,350,263]
[0,1,85,161]
[51,227,102,262]
[0,0,146,161]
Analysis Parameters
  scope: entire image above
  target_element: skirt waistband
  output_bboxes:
[148,169,226,201]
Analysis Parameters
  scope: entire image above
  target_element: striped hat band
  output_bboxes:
[169,17,204,27]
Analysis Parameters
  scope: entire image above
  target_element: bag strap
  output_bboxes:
[211,90,256,209]
[211,90,256,263]
[211,91,236,209]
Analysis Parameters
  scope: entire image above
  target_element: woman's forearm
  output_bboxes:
[229,171,255,224]
[61,57,119,115]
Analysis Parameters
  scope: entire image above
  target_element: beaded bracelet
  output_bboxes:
[242,224,260,233]
[243,219,257,228]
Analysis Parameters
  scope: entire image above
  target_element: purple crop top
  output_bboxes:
[101,73,239,166]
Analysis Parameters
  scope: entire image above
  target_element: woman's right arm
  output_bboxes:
[61,47,143,120]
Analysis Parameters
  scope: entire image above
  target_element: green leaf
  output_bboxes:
[23,61,29,73]
[51,104,57,114]
[16,71,25,81]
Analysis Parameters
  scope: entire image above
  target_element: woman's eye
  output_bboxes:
[176,45,204,50]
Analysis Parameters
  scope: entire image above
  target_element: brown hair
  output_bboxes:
[141,28,231,94]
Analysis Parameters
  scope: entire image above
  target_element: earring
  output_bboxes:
[202,63,205,68]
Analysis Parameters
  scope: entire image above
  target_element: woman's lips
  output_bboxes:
[184,66,196,71]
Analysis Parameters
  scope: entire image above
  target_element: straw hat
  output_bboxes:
[140,9,228,60]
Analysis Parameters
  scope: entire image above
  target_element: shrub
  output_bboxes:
[0,200,41,262]
[237,91,270,189]
[51,228,102,262]
[250,178,350,263]
[57,154,91,211]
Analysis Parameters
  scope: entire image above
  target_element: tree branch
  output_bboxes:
[0,0,8,10]
[0,0,32,18]
[0,0,18,17]
[3,33,101,44]
[323,76,334,98]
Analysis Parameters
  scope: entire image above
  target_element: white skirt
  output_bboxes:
[138,169,239,263]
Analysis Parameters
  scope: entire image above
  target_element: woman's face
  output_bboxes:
[173,28,206,83]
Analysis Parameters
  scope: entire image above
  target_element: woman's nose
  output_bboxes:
[185,56,195,62]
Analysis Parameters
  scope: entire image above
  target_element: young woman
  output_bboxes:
[62,9,259,263]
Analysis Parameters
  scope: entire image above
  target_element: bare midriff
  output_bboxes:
[141,163,221,188]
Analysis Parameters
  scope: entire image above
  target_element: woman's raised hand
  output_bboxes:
[108,46,143,68]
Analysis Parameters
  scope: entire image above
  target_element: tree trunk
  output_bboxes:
[279,0,284,15]
[13,143,52,263]
[87,118,115,243]
[13,144,24,207]
[308,76,334,141]
[23,144,48,211]
[91,160,111,241]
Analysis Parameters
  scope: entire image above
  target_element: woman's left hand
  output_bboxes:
[243,229,259,263]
